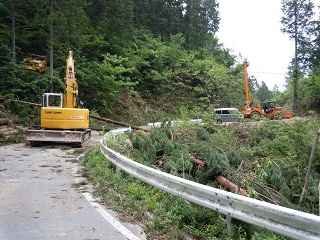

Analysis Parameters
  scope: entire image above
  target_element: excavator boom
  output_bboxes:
[64,51,78,108]
[243,60,251,103]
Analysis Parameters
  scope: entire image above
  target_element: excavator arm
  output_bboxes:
[243,60,251,104]
[240,59,255,112]
[63,51,78,108]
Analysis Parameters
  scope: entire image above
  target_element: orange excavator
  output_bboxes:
[239,60,293,120]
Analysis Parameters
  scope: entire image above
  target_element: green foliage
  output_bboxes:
[240,120,320,210]
[281,0,314,72]
[197,128,211,141]
[256,81,274,102]
[78,53,137,116]
[299,72,320,111]
[130,128,193,178]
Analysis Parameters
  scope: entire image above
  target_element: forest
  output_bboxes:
[1,0,320,122]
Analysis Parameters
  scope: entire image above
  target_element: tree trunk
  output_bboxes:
[89,115,148,132]
[50,0,54,93]
[293,1,298,113]
[318,181,320,216]
[299,130,320,203]
[0,119,9,126]
[11,0,16,62]
[216,176,249,197]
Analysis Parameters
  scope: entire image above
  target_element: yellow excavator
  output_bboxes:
[26,51,91,146]
[23,54,47,73]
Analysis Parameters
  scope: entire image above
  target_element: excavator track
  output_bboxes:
[26,129,91,147]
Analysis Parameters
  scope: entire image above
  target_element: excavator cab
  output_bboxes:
[262,101,276,114]
[262,101,293,119]
[24,54,47,73]
[42,93,63,108]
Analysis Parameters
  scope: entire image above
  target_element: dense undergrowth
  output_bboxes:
[83,118,320,239]
[83,147,284,240]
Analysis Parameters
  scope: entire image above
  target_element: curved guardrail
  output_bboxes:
[100,129,320,240]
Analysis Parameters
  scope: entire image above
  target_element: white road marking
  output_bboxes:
[82,192,141,240]
[73,166,141,240]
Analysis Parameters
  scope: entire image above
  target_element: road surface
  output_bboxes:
[0,131,146,240]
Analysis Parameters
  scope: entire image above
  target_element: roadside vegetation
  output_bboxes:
[83,117,320,239]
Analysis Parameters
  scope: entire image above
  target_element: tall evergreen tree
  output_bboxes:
[309,5,320,72]
[11,0,16,62]
[86,0,134,54]
[148,0,184,40]
[281,0,314,111]
[256,81,273,102]
[183,0,219,49]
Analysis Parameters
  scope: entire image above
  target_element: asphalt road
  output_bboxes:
[0,132,146,240]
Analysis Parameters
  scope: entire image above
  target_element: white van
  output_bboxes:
[214,108,244,123]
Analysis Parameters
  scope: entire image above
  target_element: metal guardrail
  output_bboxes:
[147,119,202,128]
[100,129,320,240]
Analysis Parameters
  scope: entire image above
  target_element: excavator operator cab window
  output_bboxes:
[262,101,276,113]
[42,93,63,108]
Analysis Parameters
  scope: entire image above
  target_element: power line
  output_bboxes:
[250,71,287,75]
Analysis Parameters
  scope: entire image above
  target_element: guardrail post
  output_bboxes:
[116,166,121,176]
[226,215,233,237]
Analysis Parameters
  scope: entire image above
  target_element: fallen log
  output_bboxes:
[0,126,12,132]
[10,118,20,124]
[0,125,9,130]
[1,129,19,136]
[182,156,249,197]
[89,115,149,132]
[0,129,17,142]
[10,99,41,107]
[216,175,249,197]
[0,118,9,126]
[0,118,20,126]
[191,157,206,170]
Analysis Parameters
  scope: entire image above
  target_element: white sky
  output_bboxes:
[216,0,320,91]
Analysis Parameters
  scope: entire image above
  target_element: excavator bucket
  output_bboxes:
[24,54,47,73]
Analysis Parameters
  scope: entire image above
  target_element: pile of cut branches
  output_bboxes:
[128,126,249,196]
